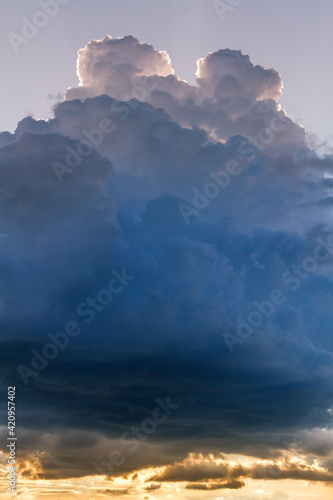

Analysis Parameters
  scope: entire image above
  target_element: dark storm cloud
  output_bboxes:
[0,36,333,482]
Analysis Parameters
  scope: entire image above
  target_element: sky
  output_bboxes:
[0,1,333,499]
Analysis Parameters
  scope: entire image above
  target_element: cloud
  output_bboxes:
[185,479,245,490]
[0,132,118,332]
[0,35,333,489]
[66,35,173,101]
[148,452,333,489]
[65,36,305,145]
[97,490,130,496]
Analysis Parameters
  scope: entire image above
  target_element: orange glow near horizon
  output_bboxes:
[1,450,332,499]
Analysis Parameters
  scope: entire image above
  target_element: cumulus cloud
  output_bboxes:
[66,36,304,145]
[66,35,173,101]
[0,35,333,491]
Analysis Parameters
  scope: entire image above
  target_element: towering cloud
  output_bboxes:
[66,35,174,101]
[66,35,304,145]
[0,36,332,497]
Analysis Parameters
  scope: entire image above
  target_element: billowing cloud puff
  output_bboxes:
[196,49,282,103]
[66,35,173,101]
[66,36,304,145]
[0,36,333,492]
